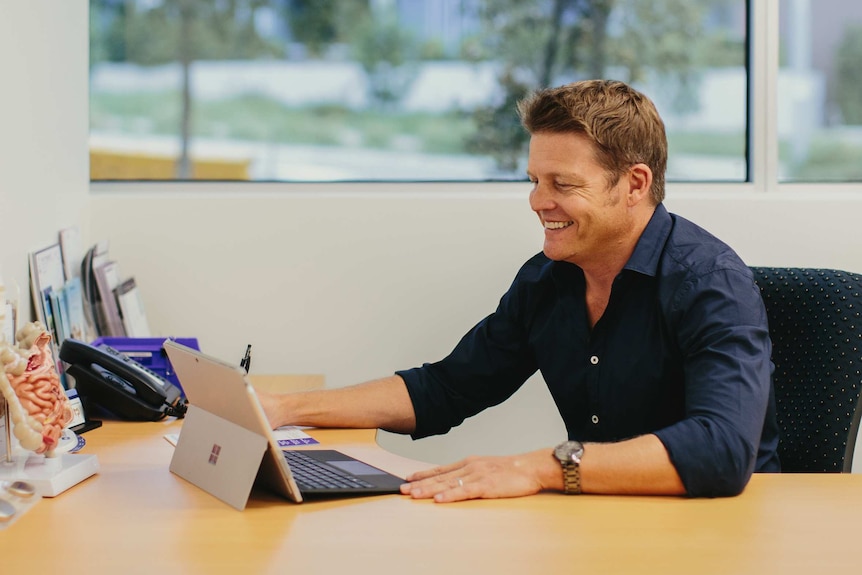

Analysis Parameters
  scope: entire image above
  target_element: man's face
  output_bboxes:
[527,132,632,268]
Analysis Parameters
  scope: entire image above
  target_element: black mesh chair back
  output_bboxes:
[751,267,862,472]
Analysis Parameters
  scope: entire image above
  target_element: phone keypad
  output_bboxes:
[97,345,169,390]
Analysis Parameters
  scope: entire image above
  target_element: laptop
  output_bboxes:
[163,340,405,510]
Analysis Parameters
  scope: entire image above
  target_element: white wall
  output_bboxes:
[0,1,90,324]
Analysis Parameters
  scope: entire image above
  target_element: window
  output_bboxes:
[89,0,748,183]
[778,0,862,182]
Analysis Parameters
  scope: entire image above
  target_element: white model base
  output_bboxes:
[0,452,99,497]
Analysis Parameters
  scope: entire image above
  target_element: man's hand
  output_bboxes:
[400,449,561,503]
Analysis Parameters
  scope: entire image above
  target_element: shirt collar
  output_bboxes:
[624,203,671,278]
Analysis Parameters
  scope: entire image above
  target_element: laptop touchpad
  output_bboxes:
[329,460,388,476]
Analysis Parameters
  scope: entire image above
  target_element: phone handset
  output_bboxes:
[59,338,186,419]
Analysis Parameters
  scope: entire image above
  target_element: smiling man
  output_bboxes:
[258,80,780,501]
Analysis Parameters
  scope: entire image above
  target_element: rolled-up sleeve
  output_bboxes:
[654,269,773,497]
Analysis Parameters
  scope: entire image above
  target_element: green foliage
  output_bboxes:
[466,0,729,170]
[350,13,416,71]
[349,11,419,108]
[834,25,862,125]
[691,32,746,68]
[90,0,129,63]
[419,39,448,60]
[470,0,575,81]
[600,0,719,113]
[90,92,473,155]
[464,71,534,172]
[89,4,109,66]
[668,131,745,158]
[124,6,177,65]
[90,91,182,134]
[611,0,708,79]
[284,0,341,58]
[91,0,282,65]
[790,139,862,181]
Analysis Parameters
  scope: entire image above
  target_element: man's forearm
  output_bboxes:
[579,434,686,495]
[264,375,417,433]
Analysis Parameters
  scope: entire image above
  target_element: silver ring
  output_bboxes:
[456,477,464,488]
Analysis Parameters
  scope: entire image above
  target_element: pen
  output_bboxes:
[240,344,252,373]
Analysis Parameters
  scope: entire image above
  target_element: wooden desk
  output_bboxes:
[2,419,862,574]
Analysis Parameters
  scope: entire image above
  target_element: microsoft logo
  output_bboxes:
[208,444,222,465]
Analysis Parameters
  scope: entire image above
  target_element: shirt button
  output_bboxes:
[591,415,599,424]
[590,355,599,365]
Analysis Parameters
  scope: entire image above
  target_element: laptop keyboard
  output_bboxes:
[283,450,375,490]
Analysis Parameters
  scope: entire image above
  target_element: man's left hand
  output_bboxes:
[400,449,559,503]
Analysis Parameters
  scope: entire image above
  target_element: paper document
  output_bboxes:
[164,426,319,448]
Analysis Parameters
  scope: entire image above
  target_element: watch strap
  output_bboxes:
[561,461,581,494]
[554,440,583,495]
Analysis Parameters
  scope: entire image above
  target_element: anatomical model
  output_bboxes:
[1,276,72,457]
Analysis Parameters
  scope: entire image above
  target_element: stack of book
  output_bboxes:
[78,240,151,340]
[28,227,152,388]
[28,230,86,368]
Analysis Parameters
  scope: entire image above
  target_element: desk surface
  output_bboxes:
[3,415,862,574]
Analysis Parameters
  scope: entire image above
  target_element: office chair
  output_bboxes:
[751,267,862,473]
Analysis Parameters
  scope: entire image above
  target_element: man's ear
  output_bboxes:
[626,163,653,206]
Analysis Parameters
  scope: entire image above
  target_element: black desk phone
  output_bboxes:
[59,339,187,421]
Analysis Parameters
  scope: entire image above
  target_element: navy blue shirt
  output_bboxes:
[397,204,780,498]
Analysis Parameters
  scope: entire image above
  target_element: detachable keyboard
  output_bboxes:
[283,450,375,490]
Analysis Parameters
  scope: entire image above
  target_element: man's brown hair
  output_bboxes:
[517,79,667,204]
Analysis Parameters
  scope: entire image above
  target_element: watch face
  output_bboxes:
[555,440,584,463]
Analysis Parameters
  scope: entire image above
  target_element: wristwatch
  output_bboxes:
[553,440,584,494]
